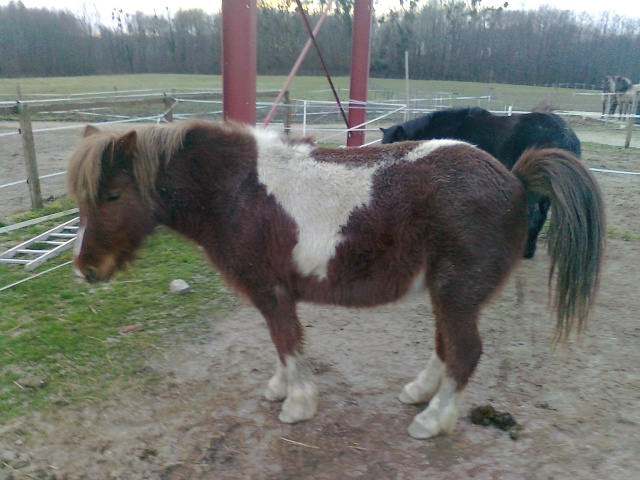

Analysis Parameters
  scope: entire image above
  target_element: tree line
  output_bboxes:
[0,0,638,87]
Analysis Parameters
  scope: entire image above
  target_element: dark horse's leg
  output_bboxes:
[524,192,551,259]
[255,285,318,423]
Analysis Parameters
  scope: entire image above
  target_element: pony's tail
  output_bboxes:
[512,148,606,344]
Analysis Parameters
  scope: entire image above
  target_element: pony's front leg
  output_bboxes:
[275,353,318,423]
[265,357,288,401]
[265,354,318,423]
[258,290,318,423]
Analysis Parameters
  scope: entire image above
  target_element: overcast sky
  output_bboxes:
[1,0,639,21]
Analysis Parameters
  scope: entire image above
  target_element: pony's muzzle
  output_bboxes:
[84,266,100,283]
[74,261,109,283]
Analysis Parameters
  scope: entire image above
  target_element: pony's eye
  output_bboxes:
[106,193,121,202]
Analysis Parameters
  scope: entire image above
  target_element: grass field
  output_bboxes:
[0,73,605,114]
[0,200,236,423]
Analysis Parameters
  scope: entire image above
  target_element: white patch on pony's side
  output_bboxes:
[254,128,378,279]
[403,139,469,163]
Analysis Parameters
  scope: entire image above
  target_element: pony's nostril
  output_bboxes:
[85,266,99,283]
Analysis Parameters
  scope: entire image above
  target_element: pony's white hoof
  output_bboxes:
[278,384,318,424]
[406,403,460,439]
[407,417,442,439]
[399,378,440,405]
[265,374,288,402]
[399,354,444,405]
[400,381,432,405]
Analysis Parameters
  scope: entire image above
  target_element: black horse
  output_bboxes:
[380,107,582,259]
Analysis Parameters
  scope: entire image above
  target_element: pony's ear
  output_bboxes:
[380,126,395,144]
[112,131,138,169]
[83,125,100,137]
[395,126,407,142]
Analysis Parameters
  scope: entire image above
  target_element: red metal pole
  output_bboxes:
[263,0,334,127]
[222,0,257,125]
[346,0,372,147]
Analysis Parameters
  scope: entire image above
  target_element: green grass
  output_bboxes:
[0,73,621,134]
[0,198,78,270]
[0,205,237,423]
[0,73,605,113]
[608,229,640,242]
[0,74,223,97]
[2,196,76,229]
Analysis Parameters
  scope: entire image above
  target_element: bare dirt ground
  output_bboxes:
[1,122,639,479]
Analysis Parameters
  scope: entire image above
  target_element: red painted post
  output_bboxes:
[222,0,257,125]
[346,0,372,147]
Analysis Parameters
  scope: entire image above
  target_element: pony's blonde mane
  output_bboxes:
[67,121,239,208]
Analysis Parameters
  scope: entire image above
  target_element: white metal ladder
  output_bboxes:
[0,217,79,270]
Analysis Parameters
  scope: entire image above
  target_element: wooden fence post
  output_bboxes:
[284,90,291,136]
[17,102,43,209]
[163,94,174,122]
[625,90,638,149]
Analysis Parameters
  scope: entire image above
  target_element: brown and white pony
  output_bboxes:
[67,121,605,439]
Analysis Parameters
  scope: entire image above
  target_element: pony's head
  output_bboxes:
[602,75,616,93]
[615,76,632,93]
[67,125,158,282]
[380,125,407,144]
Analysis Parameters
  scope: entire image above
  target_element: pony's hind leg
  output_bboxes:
[257,286,318,423]
[406,304,482,439]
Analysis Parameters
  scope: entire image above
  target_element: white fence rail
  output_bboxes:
[1,88,638,216]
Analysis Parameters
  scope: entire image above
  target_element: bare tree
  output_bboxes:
[1,0,639,87]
